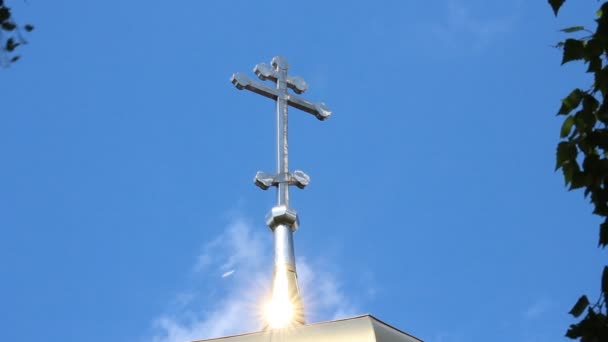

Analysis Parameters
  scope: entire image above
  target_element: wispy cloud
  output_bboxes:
[427,331,462,342]
[221,270,235,278]
[149,217,362,342]
[431,0,518,53]
[298,258,359,322]
[523,298,554,320]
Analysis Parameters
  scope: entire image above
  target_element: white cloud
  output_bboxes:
[149,217,363,342]
[298,258,359,322]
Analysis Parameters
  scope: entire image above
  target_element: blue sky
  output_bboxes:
[1,1,606,341]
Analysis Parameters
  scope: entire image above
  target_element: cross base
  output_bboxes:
[266,205,299,232]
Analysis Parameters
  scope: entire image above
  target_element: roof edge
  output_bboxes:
[366,314,423,342]
[191,314,423,342]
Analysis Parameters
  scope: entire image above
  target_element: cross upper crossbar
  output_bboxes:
[231,59,331,121]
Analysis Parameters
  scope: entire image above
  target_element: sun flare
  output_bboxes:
[263,265,296,329]
[264,295,294,329]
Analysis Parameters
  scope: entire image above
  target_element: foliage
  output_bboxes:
[0,0,33,66]
[551,0,608,340]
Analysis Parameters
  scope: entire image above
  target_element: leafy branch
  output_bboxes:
[0,0,33,66]
[551,0,608,340]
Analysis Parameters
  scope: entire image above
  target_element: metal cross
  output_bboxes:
[232,56,330,201]
[231,56,331,326]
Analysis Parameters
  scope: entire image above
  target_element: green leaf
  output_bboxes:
[601,3,608,19]
[598,5,608,37]
[561,25,585,33]
[570,166,586,189]
[5,37,18,52]
[598,103,608,125]
[562,39,585,64]
[602,266,608,296]
[596,68,608,98]
[558,89,583,115]
[561,115,575,137]
[600,221,608,247]
[588,130,608,150]
[592,191,608,216]
[584,39,603,60]
[0,7,10,22]
[587,57,602,73]
[582,94,600,112]
[582,154,600,174]
[1,21,15,31]
[575,104,596,132]
[568,295,590,317]
[556,141,578,171]
[9,55,19,63]
[23,24,33,32]
[549,0,566,16]
[565,323,581,339]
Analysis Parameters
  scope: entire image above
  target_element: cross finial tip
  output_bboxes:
[271,56,289,70]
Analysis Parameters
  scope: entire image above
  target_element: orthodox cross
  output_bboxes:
[231,56,331,327]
